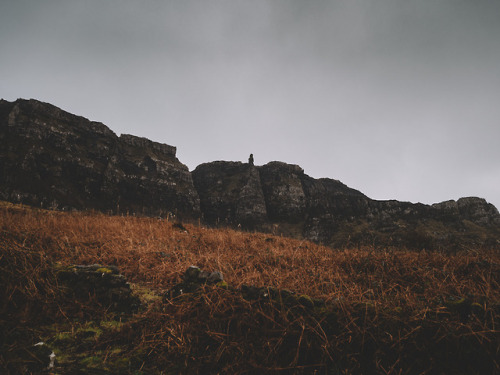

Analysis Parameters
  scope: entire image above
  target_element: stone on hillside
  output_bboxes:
[23,342,56,372]
[183,265,201,282]
[207,271,224,284]
[56,264,140,313]
[167,266,225,299]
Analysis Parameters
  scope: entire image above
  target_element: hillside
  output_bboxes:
[1,98,500,251]
[1,202,499,374]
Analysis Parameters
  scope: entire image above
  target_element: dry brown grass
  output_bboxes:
[1,201,499,374]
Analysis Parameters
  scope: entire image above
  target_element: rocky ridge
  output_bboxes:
[193,161,500,249]
[1,98,499,249]
[0,98,199,218]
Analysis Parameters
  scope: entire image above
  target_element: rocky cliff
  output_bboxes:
[192,161,267,228]
[2,98,499,250]
[0,99,199,217]
[193,161,500,250]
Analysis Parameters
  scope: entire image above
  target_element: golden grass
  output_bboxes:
[1,201,499,374]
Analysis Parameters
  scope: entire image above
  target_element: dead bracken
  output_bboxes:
[0,201,499,374]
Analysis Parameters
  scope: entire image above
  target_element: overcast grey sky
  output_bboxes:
[1,0,500,210]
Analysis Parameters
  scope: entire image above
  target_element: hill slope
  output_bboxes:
[1,202,499,374]
[1,98,500,250]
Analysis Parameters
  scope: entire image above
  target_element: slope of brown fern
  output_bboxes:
[1,201,499,374]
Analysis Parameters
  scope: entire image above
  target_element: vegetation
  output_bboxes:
[0,201,499,374]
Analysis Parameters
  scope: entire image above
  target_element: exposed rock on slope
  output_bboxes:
[433,197,500,226]
[258,162,306,223]
[0,99,199,217]
[1,98,499,249]
[192,161,267,227]
[56,264,140,313]
[194,160,500,249]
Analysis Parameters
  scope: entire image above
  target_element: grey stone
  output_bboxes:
[24,342,55,372]
[56,264,140,313]
[183,266,201,282]
[197,270,211,282]
[207,271,223,284]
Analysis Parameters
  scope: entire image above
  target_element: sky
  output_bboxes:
[1,0,500,210]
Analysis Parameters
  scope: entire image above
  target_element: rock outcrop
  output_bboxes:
[1,98,499,250]
[56,264,140,313]
[192,161,267,228]
[0,99,200,218]
[194,160,500,249]
[258,162,306,223]
[432,197,500,226]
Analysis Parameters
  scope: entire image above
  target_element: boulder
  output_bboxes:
[22,342,56,373]
[192,161,267,227]
[167,266,225,298]
[56,264,140,313]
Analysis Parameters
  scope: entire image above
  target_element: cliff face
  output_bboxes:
[192,162,267,227]
[0,99,199,217]
[1,98,499,249]
[194,160,500,249]
[258,162,306,223]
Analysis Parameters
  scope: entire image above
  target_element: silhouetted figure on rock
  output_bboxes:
[248,153,254,166]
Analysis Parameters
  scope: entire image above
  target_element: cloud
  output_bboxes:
[1,0,500,209]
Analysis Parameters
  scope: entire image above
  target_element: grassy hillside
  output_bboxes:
[1,201,499,374]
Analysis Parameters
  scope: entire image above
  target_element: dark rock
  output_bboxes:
[0,98,200,218]
[183,265,201,282]
[241,284,260,300]
[2,98,499,250]
[207,271,224,284]
[240,283,322,308]
[258,162,306,223]
[192,161,267,227]
[24,342,56,372]
[301,175,370,243]
[280,289,295,299]
[173,222,188,231]
[196,160,500,249]
[167,266,225,298]
[198,270,211,282]
[56,264,140,313]
[298,295,315,308]
[173,268,324,308]
[457,197,500,226]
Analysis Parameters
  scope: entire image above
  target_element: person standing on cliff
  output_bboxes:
[248,153,254,166]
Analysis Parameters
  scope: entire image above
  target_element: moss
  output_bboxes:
[298,294,314,308]
[130,284,163,305]
[80,355,103,368]
[53,331,73,345]
[100,320,124,330]
[216,280,229,289]
[353,302,377,316]
[52,349,71,365]
[445,297,471,314]
[445,297,467,307]
[96,267,113,274]
[76,324,103,342]
[53,262,68,270]
[471,302,484,314]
